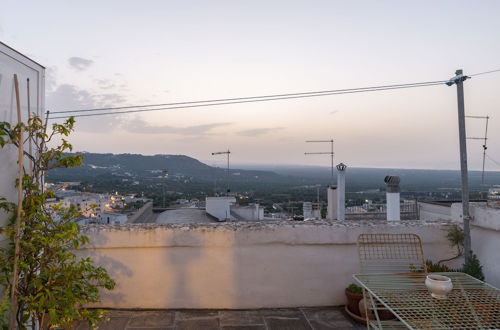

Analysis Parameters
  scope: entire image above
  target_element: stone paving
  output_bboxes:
[76,307,364,330]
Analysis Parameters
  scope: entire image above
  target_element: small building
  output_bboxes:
[97,212,128,224]
[205,197,265,221]
[205,197,236,221]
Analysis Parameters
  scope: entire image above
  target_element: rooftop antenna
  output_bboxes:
[161,169,168,208]
[305,139,334,186]
[315,184,321,219]
[466,115,490,185]
[212,149,231,196]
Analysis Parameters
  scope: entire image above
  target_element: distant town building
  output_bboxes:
[97,212,127,224]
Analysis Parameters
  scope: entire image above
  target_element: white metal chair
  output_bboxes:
[357,233,427,329]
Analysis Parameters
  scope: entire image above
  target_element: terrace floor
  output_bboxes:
[76,307,364,330]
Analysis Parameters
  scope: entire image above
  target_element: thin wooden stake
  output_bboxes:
[9,74,24,330]
[27,78,33,177]
[40,110,49,191]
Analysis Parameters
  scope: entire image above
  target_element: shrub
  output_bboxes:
[462,252,485,281]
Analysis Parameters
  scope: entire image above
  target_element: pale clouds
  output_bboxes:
[68,57,94,71]
[238,127,283,137]
[47,84,126,110]
[95,79,116,90]
[124,117,232,136]
[45,67,58,92]
[46,84,127,132]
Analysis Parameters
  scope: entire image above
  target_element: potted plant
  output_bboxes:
[345,283,395,324]
[345,283,364,316]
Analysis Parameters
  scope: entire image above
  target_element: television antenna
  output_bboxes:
[305,139,334,185]
[161,169,168,208]
[466,115,490,185]
[212,149,231,195]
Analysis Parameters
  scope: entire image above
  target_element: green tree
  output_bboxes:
[0,116,115,329]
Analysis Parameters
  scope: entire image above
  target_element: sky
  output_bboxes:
[1,1,500,170]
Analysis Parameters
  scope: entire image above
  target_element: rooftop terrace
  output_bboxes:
[76,307,363,330]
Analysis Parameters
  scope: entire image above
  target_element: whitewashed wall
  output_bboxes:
[420,201,500,288]
[80,220,457,309]
[0,42,45,229]
[450,203,500,288]
[418,202,453,221]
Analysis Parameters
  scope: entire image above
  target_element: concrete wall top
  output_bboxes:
[81,219,453,249]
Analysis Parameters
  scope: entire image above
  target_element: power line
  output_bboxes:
[50,80,447,115]
[469,68,500,77]
[486,153,500,168]
[49,81,445,119]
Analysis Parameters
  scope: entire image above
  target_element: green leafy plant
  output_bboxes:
[425,260,461,273]
[409,263,425,273]
[427,254,485,281]
[437,224,464,265]
[462,252,485,281]
[0,116,115,329]
[347,283,363,294]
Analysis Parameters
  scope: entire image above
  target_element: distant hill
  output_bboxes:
[47,152,293,184]
[233,164,500,192]
[47,153,500,194]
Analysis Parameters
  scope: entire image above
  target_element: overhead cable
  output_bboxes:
[50,80,447,115]
[469,68,500,77]
[49,81,445,119]
[486,154,500,167]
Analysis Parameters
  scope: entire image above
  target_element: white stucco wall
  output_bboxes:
[206,197,235,221]
[79,220,457,309]
[418,202,453,221]
[231,204,264,221]
[449,203,500,288]
[421,201,500,288]
[0,42,45,229]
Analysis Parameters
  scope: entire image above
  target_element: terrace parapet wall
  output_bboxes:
[80,220,458,309]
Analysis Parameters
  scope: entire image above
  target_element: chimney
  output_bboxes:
[303,202,313,219]
[327,186,337,220]
[384,176,400,221]
[336,163,347,221]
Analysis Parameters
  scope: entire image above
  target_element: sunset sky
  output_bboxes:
[2,1,500,170]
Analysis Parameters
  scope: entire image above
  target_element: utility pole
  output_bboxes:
[447,69,471,263]
[212,149,231,196]
[305,139,334,186]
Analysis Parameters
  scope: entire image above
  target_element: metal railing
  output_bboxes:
[346,200,419,220]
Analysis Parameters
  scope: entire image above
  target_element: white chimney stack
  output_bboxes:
[384,176,401,221]
[303,202,313,219]
[336,163,347,221]
[327,186,337,220]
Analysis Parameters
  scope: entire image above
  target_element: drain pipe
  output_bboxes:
[336,163,347,221]
[384,176,400,221]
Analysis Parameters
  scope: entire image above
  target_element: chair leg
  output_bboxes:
[363,288,384,329]
[362,288,370,329]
